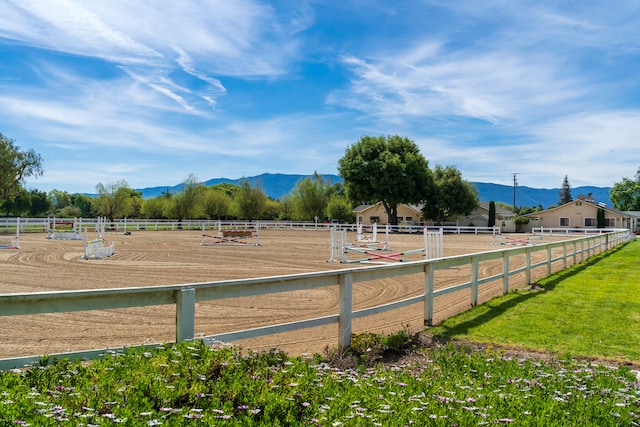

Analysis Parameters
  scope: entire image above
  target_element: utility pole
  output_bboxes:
[512,173,519,212]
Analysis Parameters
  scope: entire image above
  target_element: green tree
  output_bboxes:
[488,201,496,228]
[338,135,433,225]
[71,194,94,217]
[28,189,51,217]
[290,172,333,221]
[141,196,169,219]
[233,179,267,220]
[422,165,478,224]
[93,180,135,222]
[278,194,295,220]
[49,189,72,214]
[201,187,232,219]
[262,199,282,220]
[0,132,44,204]
[610,168,640,211]
[326,195,354,223]
[167,174,203,222]
[558,175,573,205]
[60,204,81,218]
[597,207,606,228]
[0,187,29,216]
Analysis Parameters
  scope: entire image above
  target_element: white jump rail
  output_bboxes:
[0,230,633,370]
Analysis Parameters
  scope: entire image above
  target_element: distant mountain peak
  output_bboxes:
[135,174,612,208]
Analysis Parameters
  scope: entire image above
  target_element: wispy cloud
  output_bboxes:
[1,0,309,111]
[0,0,637,193]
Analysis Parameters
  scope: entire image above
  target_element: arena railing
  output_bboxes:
[0,228,633,370]
[3,217,504,234]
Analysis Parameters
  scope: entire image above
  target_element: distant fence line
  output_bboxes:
[0,226,633,370]
[3,217,504,234]
[4,216,629,235]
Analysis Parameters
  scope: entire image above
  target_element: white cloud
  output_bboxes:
[0,0,309,111]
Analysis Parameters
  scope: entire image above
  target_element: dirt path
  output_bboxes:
[0,230,574,358]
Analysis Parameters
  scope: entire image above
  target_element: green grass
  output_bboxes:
[428,239,640,362]
[1,340,639,426]
[2,239,640,425]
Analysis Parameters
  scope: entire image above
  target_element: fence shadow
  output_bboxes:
[429,242,628,338]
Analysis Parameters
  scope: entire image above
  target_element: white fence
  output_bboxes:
[2,217,504,234]
[0,229,632,370]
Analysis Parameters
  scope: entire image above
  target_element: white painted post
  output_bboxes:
[176,288,196,342]
[470,256,479,306]
[338,272,353,350]
[525,247,532,285]
[502,252,509,294]
[424,263,434,326]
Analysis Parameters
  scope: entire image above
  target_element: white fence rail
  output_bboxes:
[2,217,503,235]
[0,229,633,370]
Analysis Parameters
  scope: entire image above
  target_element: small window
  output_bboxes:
[584,218,596,227]
[405,216,413,222]
[604,218,615,227]
[370,216,380,223]
[560,217,570,227]
[397,216,404,222]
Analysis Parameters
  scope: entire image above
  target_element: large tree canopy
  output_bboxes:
[610,168,640,211]
[0,132,43,203]
[338,135,433,225]
[93,180,138,222]
[289,172,340,221]
[422,165,479,224]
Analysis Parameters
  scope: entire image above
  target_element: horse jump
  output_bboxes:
[0,217,19,249]
[329,227,443,264]
[201,222,261,246]
[355,222,390,251]
[47,217,82,240]
[82,218,115,259]
[491,233,544,246]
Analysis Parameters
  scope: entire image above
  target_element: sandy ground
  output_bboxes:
[0,229,575,359]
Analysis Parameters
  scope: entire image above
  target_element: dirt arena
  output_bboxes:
[0,229,574,359]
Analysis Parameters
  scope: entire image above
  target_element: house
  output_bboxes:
[523,196,635,231]
[353,202,422,225]
[454,202,517,232]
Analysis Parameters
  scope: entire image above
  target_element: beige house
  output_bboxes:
[353,202,422,225]
[524,197,635,231]
[454,202,517,232]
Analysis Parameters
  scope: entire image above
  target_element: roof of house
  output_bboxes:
[353,202,422,213]
[477,202,515,217]
[525,199,631,218]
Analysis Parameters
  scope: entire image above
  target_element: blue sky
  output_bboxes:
[1,0,638,195]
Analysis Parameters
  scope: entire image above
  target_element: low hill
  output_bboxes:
[136,173,613,209]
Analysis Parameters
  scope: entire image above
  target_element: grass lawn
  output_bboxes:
[427,239,640,364]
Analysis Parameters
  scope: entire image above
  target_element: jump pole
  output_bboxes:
[201,221,261,246]
[0,217,20,249]
[354,223,390,251]
[330,226,433,264]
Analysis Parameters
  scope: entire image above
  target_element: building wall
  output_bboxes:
[532,200,626,229]
[356,203,421,225]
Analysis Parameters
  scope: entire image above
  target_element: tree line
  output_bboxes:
[9,131,636,224]
[2,133,482,224]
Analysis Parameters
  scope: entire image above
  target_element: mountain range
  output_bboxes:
[136,173,613,209]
